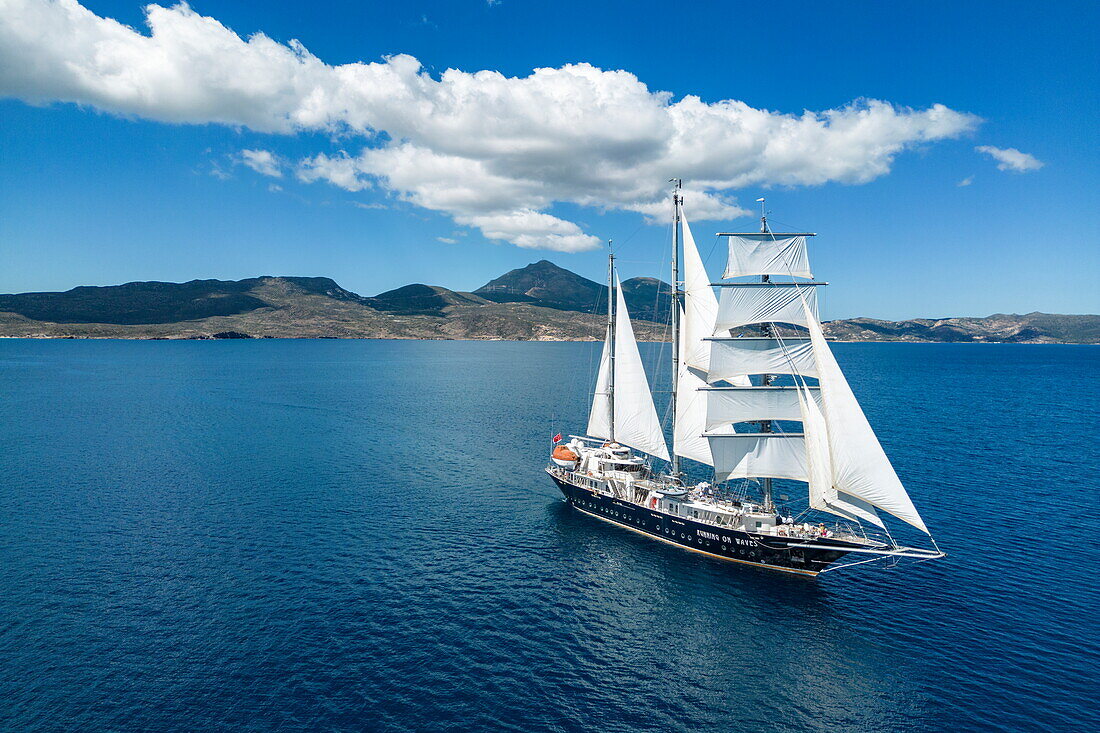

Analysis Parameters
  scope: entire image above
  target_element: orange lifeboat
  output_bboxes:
[551,445,579,468]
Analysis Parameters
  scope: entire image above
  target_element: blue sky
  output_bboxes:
[0,0,1097,319]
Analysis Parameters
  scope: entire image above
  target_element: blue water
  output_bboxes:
[0,340,1096,732]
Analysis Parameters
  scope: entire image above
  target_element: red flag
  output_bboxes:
[552,433,562,444]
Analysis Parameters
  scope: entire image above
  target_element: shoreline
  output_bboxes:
[1,335,1095,345]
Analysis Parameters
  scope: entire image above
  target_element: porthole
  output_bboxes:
[721,545,727,551]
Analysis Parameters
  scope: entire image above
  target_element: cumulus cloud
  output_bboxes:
[240,148,282,177]
[957,176,974,187]
[975,145,1044,173]
[0,0,984,251]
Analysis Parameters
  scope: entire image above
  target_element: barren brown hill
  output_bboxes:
[0,268,1095,343]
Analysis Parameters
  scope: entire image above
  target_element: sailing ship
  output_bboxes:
[546,182,945,576]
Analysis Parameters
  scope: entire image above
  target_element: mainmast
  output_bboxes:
[670,179,682,477]
[758,197,775,514]
[607,244,616,443]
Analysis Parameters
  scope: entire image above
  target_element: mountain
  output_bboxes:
[824,313,1100,344]
[475,259,603,311]
[0,275,661,341]
[474,259,671,321]
[365,284,490,316]
[0,266,1095,343]
[0,276,361,325]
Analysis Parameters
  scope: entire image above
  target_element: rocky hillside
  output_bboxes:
[0,262,1095,343]
[824,313,1100,344]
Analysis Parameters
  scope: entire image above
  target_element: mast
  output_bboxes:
[670,179,682,477]
[607,244,616,443]
[758,197,774,514]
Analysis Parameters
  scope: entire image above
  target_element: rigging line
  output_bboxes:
[768,217,813,234]
[609,218,652,252]
[704,233,723,269]
[816,554,894,574]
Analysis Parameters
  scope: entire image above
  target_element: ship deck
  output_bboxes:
[549,465,885,549]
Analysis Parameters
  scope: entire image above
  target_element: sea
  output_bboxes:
[0,339,1096,732]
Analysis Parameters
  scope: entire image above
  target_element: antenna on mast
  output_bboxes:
[756,197,768,233]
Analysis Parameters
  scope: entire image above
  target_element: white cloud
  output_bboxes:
[0,0,984,252]
[459,210,600,252]
[436,237,457,244]
[297,152,371,191]
[957,175,973,187]
[975,145,1044,173]
[268,183,283,192]
[240,148,282,177]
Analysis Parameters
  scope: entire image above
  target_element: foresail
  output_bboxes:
[705,386,819,428]
[708,337,817,382]
[586,327,612,440]
[803,302,929,534]
[707,432,807,482]
[724,235,812,279]
[612,277,670,461]
[714,284,820,333]
[797,381,883,528]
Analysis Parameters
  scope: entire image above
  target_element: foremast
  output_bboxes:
[758,198,775,514]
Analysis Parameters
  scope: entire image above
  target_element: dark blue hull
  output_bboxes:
[550,473,853,576]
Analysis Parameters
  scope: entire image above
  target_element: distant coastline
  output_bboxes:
[2,263,1097,344]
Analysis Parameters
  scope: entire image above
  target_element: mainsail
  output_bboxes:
[680,205,721,373]
[673,205,748,467]
[587,275,670,461]
[673,310,714,466]
[670,202,932,535]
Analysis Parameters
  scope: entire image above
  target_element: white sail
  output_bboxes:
[724,235,812,279]
[705,386,819,428]
[597,276,670,461]
[674,307,714,466]
[714,284,819,333]
[708,337,817,381]
[707,433,807,482]
[803,302,929,534]
[586,326,612,440]
[680,204,719,372]
[673,203,747,467]
[797,382,883,528]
